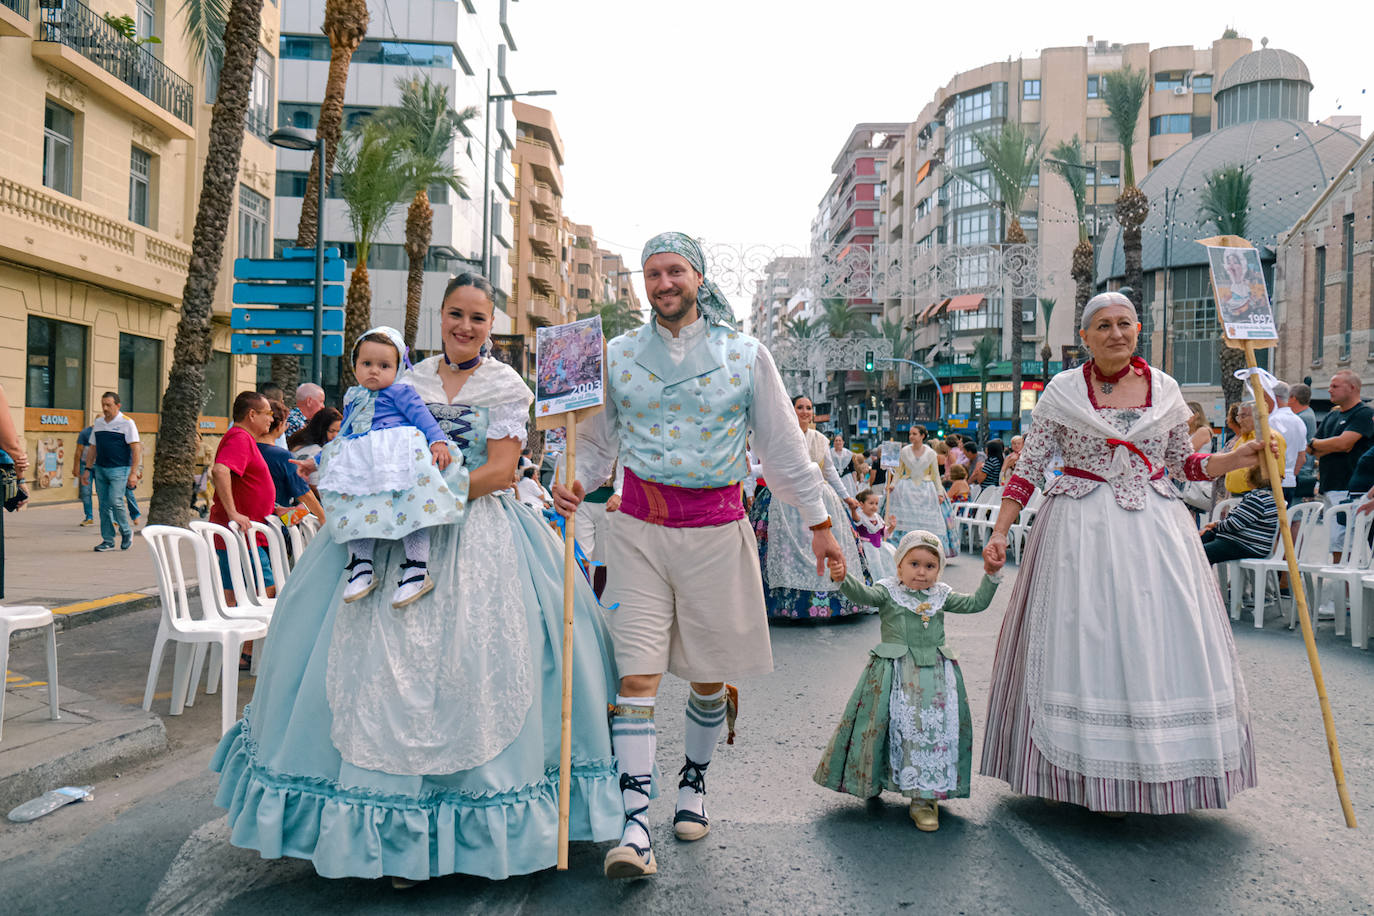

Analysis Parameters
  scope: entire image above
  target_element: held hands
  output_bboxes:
[811,527,845,576]
[844,496,860,510]
[982,531,1008,575]
[828,555,847,582]
[551,480,585,518]
[430,441,452,471]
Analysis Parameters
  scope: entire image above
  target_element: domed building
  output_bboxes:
[1096,42,1361,405]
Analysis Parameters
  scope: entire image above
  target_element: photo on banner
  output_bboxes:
[535,316,605,418]
[1204,244,1276,341]
[880,440,900,470]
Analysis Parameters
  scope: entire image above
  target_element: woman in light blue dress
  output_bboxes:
[212,274,623,883]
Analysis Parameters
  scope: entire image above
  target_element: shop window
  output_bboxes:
[26,316,87,410]
[118,334,162,413]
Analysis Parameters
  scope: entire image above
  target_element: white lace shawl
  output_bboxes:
[875,579,952,615]
[405,356,532,444]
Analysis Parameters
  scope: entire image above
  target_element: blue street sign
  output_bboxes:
[233,283,345,306]
[231,334,345,357]
[233,257,346,282]
[281,246,341,260]
[232,308,345,331]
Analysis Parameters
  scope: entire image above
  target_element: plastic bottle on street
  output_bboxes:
[7,785,93,822]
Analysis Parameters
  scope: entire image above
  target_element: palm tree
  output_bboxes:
[1198,164,1254,407]
[336,121,414,387]
[1103,66,1150,336]
[1048,136,1095,330]
[970,333,1000,447]
[1038,297,1057,385]
[579,299,644,338]
[948,121,1043,434]
[148,0,264,526]
[779,314,818,338]
[378,77,479,351]
[272,0,371,392]
[821,298,875,438]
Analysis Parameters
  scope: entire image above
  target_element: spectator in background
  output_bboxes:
[935,440,952,482]
[0,381,30,599]
[960,441,983,485]
[1001,435,1024,484]
[1289,382,1318,498]
[974,438,1004,487]
[867,449,887,490]
[1224,402,1286,496]
[1308,370,1374,562]
[1201,464,1278,565]
[256,398,324,524]
[73,420,94,526]
[83,391,141,552]
[210,392,278,625]
[1266,380,1309,504]
[1223,403,1242,448]
[287,406,342,495]
[285,382,325,439]
[1186,401,1214,451]
[516,465,553,511]
[947,463,970,502]
[947,433,968,468]
[258,382,288,448]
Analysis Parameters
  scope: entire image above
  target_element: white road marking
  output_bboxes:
[145,818,302,916]
[1001,818,1120,916]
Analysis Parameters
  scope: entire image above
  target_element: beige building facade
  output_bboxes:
[1274,132,1374,396]
[1,0,278,504]
[885,35,1253,367]
[508,100,565,345]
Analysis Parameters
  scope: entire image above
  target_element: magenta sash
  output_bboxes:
[856,527,884,549]
[619,467,745,529]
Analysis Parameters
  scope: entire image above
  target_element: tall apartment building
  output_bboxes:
[273,0,525,366]
[596,250,640,311]
[508,99,563,342]
[747,256,810,347]
[875,34,1254,434]
[1,0,277,504]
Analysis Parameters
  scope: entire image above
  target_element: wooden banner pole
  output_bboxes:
[1242,341,1357,828]
[556,414,579,869]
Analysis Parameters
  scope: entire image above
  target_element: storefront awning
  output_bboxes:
[920,298,950,322]
[945,294,986,312]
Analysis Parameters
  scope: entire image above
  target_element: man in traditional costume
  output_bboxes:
[553,232,844,879]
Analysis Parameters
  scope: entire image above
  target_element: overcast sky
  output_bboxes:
[515,1,1371,310]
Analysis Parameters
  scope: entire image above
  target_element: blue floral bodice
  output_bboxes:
[427,403,489,468]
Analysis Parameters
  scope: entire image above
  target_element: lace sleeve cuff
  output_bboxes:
[1004,475,1035,507]
[486,401,529,445]
[1184,453,1211,481]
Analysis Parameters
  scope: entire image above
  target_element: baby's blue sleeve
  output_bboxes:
[395,385,447,445]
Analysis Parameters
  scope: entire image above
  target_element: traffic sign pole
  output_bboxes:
[312,143,326,385]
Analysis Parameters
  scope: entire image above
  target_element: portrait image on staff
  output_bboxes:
[1206,245,1275,339]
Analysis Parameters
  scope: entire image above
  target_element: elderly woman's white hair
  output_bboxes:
[1079,290,1138,330]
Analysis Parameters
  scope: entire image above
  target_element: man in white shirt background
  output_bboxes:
[1267,379,1309,503]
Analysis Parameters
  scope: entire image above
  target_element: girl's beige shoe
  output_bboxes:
[909,799,939,832]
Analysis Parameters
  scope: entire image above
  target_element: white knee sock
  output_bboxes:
[678,687,727,816]
[401,529,429,565]
[610,694,656,851]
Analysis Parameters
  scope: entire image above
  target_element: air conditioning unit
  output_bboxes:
[1173,86,1189,96]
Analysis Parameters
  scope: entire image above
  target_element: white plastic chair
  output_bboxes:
[140,525,268,735]
[185,520,278,698]
[1309,506,1374,639]
[298,514,321,544]
[1298,501,1360,630]
[269,515,308,566]
[959,486,1003,550]
[0,605,59,743]
[1208,498,1241,600]
[1231,501,1323,627]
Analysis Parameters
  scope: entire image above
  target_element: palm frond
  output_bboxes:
[1197,164,1251,238]
[1038,296,1056,326]
[336,121,415,262]
[781,315,818,339]
[947,121,1043,240]
[1102,66,1148,187]
[821,298,876,338]
[1047,136,1089,242]
[377,77,478,198]
[971,333,1000,377]
[178,0,228,68]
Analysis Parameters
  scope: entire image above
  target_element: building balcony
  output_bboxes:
[529,218,556,255]
[529,181,557,218]
[518,137,563,195]
[528,256,556,290]
[34,0,194,139]
[1,0,29,38]
[0,175,191,303]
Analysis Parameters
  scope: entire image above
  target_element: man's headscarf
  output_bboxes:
[640,231,737,328]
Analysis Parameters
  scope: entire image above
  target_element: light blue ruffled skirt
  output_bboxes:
[211,494,623,881]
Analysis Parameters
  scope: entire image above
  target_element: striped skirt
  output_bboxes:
[980,489,1258,814]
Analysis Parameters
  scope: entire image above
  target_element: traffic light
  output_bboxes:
[864,350,875,372]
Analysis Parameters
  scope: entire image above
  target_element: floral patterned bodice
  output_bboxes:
[1008,407,1200,511]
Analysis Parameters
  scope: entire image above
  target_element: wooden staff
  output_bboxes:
[1201,232,1356,827]
[556,414,578,868]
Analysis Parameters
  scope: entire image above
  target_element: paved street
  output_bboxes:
[1,555,1371,915]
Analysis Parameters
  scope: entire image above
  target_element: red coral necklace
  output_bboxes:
[1090,358,1143,394]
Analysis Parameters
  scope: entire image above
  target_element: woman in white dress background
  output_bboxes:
[884,424,958,556]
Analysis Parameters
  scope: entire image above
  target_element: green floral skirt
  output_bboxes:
[813,653,972,801]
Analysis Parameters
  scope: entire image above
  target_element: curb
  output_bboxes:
[49,591,168,631]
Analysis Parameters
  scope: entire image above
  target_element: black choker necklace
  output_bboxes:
[443,351,482,372]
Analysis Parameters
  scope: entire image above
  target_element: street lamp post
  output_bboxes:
[876,357,945,425]
[481,70,555,282]
[268,126,326,386]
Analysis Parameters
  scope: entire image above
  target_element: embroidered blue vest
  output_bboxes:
[607,323,757,488]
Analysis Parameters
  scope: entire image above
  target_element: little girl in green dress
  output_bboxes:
[813,529,999,831]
